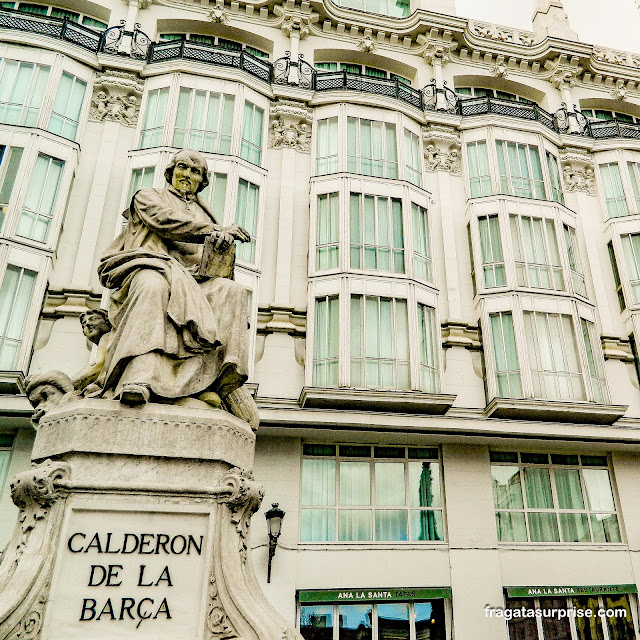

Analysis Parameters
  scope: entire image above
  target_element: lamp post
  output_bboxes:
[265,502,285,583]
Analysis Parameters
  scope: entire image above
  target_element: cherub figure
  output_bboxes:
[92,92,109,121]
[72,309,113,397]
[121,95,138,126]
[269,116,286,148]
[295,122,311,152]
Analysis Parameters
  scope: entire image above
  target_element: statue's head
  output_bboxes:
[24,370,74,424]
[80,309,112,345]
[164,149,210,196]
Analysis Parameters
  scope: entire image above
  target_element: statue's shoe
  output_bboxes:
[120,383,150,405]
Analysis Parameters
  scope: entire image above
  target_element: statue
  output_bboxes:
[26,149,260,430]
[24,371,74,425]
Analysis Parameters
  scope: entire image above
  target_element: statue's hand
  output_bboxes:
[210,230,235,251]
[221,224,251,243]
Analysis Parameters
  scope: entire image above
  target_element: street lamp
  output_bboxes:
[265,502,285,583]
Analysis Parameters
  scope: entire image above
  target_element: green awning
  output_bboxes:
[298,587,452,603]
[506,584,637,598]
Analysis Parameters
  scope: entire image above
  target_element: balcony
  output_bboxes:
[589,118,640,140]
[458,95,556,132]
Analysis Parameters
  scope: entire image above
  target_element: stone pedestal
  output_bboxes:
[0,400,302,640]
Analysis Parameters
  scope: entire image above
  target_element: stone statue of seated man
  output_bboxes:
[25,149,259,430]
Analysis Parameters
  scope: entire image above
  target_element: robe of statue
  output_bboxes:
[96,186,248,400]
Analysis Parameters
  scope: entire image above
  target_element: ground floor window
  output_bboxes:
[299,590,449,640]
[505,590,639,640]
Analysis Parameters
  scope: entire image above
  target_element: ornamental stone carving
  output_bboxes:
[89,70,143,126]
[269,116,310,152]
[270,99,313,122]
[280,14,311,39]
[357,34,376,53]
[208,4,229,24]
[562,165,595,195]
[422,123,461,147]
[491,61,508,78]
[424,144,461,175]
[612,81,628,100]
[468,21,536,46]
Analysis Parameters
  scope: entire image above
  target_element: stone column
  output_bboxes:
[275,8,313,84]
[418,33,456,111]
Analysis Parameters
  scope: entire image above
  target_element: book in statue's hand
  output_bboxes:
[198,236,236,278]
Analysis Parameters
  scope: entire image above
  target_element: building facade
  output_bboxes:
[1,0,640,638]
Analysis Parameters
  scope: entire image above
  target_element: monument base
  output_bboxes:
[0,400,301,640]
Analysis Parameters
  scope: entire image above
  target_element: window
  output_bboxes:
[300,444,443,542]
[200,172,227,215]
[478,215,505,288]
[627,161,640,212]
[403,129,421,187]
[17,153,64,242]
[347,118,398,179]
[546,153,564,205]
[173,89,234,154]
[0,265,37,369]
[159,34,268,57]
[0,3,107,27]
[234,179,259,262]
[300,600,447,640]
[418,304,438,393]
[621,234,640,305]
[313,296,338,387]
[583,108,638,123]
[0,145,23,227]
[315,63,410,84]
[0,59,49,126]
[349,194,404,273]
[466,141,492,197]
[316,117,338,175]
[490,312,522,398]
[456,87,533,103]
[127,167,155,203]
[496,141,546,200]
[506,593,638,640]
[563,225,587,297]
[316,193,339,270]
[351,296,409,390]
[0,434,13,492]
[140,88,169,148]
[609,241,626,311]
[334,0,410,17]
[524,312,585,401]
[412,203,431,282]
[240,101,264,165]
[510,215,564,291]
[47,72,86,140]
[491,451,621,544]
[581,319,606,403]
[599,163,628,218]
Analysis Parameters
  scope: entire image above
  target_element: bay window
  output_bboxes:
[16,153,64,242]
[563,224,587,297]
[127,166,155,202]
[173,89,234,154]
[316,117,338,175]
[47,72,86,140]
[0,264,37,370]
[311,291,440,392]
[412,203,431,282]
[335,0,410,17]
[608,241,626,311]
[0,59,49,127]
[0,434,12,493]
[478,215,506,287]
[599,162,628,218]
[349,194,404,273]
[347,118,398,179]
[487,306,608,403]
[140,88,169,148]
[316,193,339,270]
[496,141,546,200]
[546,152,564,205]
[240,101,264,165]
[300,444,443,542]
[621,233,640,304]
[200,172,227,214]
[627,161,640,211]
[491,451,621,544]
[234,178,259,262]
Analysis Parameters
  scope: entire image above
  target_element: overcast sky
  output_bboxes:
[454,0,640,54]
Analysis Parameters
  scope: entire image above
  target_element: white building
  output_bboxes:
[1,0,640,637]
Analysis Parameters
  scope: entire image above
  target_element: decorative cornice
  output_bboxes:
[270,99,313,122]
[256,305,306,336]
[558,145,594,166]
[601,336,635,362]
[42,289,102,319]
[422,123,461,146]
[467,20,536,46]
[94,68,144,94]
[441,322,482,350]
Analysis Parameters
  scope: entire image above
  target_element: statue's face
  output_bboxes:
[171,155,205,196]
[28,384,65,423]
[81,313,110,344]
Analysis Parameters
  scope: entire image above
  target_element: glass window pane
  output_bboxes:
[375,510,408,541]
[590,513,621,543]
[338,605,372,640]
[301,605,333,640]
[506,598,538,640]
[338,510,372,541]
[302,459,335,506]
[415,601,446,640]
[527,512,560,542]
[495,511,527,542]
[410,509,443,541]
[491,465,524,509]
[377,603,409,640]
[524,467,554,509]
[409,461,441,507]
[582,468,615,511]
[555,468,585,509]
[559,512,590,542]
[340,461,370,505]
[604,595,636,640]
[300,509,335,542]
[375,462,405,505]
[540,598,572,640]
[573,596,605,640]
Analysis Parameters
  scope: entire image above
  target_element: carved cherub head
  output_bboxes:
[25,370,74,424]
[80,309,112,345]
[164,149,210,195]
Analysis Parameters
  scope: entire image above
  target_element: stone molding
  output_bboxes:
[422,123,461,147]
[42,288,102,319]
[209,3,230,24]
[417,33,457,65]
[270,99,313,122]
[268,111,311,152]
[256,305,306,337]
[274,5,316,40]
[441,322,482,350]
[467,20,536,46]
[601,336,636,362]
[357,33,376,52]
[90,69,143,126]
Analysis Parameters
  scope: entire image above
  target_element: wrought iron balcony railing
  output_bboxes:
[2,11,640,144]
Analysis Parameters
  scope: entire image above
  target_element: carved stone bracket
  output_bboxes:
[208,2,229,24]
[256,305,306,337]
[546,57,583,89]
[601,336,635,362]
[268,102,311,152]
[422,123,461,175]
[422,123,461,147]
[216,467,264,564]
[441,322,482,350]
[417,34,457,65]
[274,6,315,40]
[559,146,595,196]
[491,60,508,78]
[11,460,71,559]
[89,69,143,126]
[357,34,376,53]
